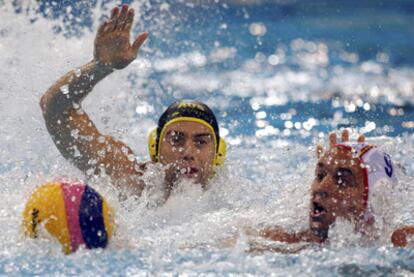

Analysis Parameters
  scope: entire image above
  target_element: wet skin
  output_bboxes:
[258,131,370,244]
[254,131,412,248]
[310,146,367,240]
[40,4,219,198]
[260,145,367,244]
[159,121,215,187]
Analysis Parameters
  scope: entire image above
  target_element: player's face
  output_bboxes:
[159,121,215,187]
[310,147,366,236]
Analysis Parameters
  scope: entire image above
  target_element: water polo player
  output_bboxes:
[259,129,398,245]
[40,5,226,198]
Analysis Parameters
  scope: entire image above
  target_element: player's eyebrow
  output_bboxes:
[193,133,212,138]
[166,130,184,137]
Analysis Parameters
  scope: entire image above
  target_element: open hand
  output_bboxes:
[94,5,148,69]
[316,129,365,158]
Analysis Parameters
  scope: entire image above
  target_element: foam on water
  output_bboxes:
[1,1,414,275]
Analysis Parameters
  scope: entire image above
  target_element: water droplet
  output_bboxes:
[60,85,69,95]
[74,68,81,77]
[121,146,129,155]
[249,22,267,36]
[70,129,79,139]
[127,154,135,162]
[101,117,109,124]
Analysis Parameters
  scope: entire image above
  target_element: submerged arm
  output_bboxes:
[260,227,324,244]
[391,226,414,247]
[260,227,304,243]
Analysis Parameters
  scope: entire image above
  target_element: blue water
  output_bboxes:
[1,0,414,275]
[3,247,414,275]
[20,0,414,139]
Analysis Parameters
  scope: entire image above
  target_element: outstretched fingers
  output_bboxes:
[115,4,129,31]
[132,32,148,53]
[329,132,337,148]
[341,129,349,142]
[319,130,365,158]
[97,21,107,37]
[111,6,119,19]
[98,5,135,36]
[96,6,118,36]
[105,6,119,32]
[123,9,135,32]
[316,144,324,158]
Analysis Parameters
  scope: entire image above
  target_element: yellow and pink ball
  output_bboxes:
[22,180,114,254]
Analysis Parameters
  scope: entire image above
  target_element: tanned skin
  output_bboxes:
[260,130,368,244]
[40,5,414,247]
[260,130,414,248]
[160,121,215,190]
[391,226,414,247]
[40,5,215,198]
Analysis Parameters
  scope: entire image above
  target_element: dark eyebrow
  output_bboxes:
[193,133,212,139]
[166,130,184,137]
[317,162,324,168]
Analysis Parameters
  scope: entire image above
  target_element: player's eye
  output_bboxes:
[194,135,211,148]
[335,169,356,187]
[168,133,184,146]
[316,170,326,181]
[195,138,208,146]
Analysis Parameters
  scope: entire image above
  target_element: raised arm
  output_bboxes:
[40,5,147,193]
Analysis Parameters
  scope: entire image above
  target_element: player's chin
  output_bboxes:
[310,220,327,232]
[309,221,330,240]
[309,215,331,233]
[175,171,203,185]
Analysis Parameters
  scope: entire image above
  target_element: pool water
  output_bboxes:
[1,0,414,275]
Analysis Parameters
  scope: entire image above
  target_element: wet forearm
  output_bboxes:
[40,60,113,117]
[260,227,301,243]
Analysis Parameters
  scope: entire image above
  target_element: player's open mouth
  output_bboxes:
[311,201,327,218]
[177,167,199,177]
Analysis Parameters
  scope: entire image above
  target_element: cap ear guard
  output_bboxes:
[148,128,157,162]
[214,137,226,166]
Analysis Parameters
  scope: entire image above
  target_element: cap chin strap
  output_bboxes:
[147,117,226,166]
